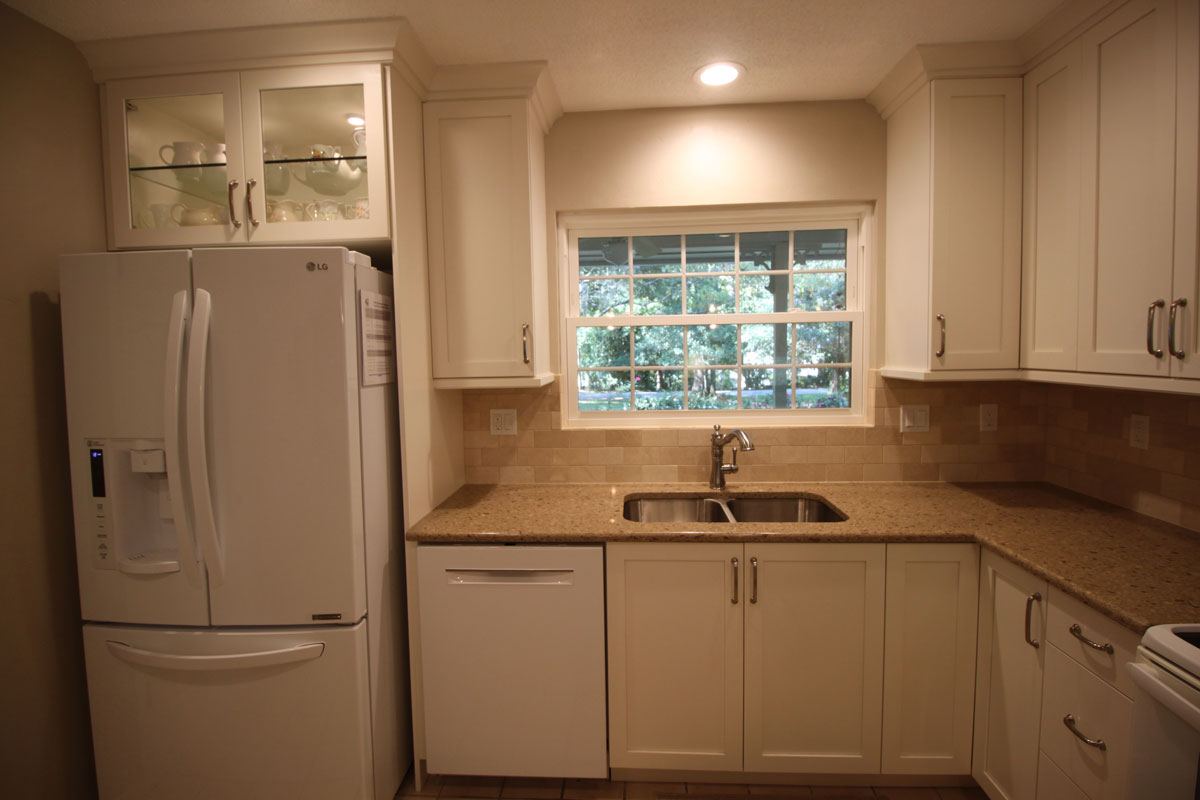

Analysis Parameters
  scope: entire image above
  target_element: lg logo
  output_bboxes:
[305,262,330,272]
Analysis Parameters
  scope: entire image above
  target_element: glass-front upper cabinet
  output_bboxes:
[104,64,389,249]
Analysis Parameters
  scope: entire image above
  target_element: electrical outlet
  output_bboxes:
[1129,414,1150,450]
[980,404,999,432]
[900,404,930,433]
[490,409,518,436]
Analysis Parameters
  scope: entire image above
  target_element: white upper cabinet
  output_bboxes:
[103,64,390,249]
[424,97,554,388]
[1077,0,1179,377]
[1023,0,1200,383]
[883,77,1023,378]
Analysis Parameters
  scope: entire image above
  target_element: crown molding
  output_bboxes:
[867,42,1022,119]
[1017,0,1125,69]
[425,61,563,132]
[78,18,434,85]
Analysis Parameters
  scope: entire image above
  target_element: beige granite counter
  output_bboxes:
[408,482,1200,633]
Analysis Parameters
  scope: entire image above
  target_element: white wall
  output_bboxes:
[0,4,106,795]
[388,74,464,525]
[544,100,887,368]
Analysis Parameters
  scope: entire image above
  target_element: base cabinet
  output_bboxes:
[972,550,1047,800]
[607,542,977,777]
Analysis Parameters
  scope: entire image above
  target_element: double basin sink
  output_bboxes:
[623,493,845,524]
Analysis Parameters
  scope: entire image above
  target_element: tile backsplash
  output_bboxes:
[461,373,1200,533]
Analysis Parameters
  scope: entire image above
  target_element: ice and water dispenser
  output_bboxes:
[86,438,181,574]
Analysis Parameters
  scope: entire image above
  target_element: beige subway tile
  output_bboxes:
[534,429,572,448]
[864,426,902,445]
[1137,446,1187,474]
[569,430,608,448]
[464,430,502,449]
[533,466,572,483]
[465,466,500,483]
[642,465,681,482]
[499,466,536,483]
[940,423,980,445]
[825,427,867,445]
[879,445,923,463]
[769,446,809,464]
[480,448,517,467]
[921,444,960,463]
[902,463,940,481]
[463,448,482,466]
[1162,473,1200,503]
[1046,445,1086,472]
[640,430,679,447]
[678,466,709,483]
[744,428,794,446]
[863,463,905,481]
[939,463,979,482]
[621,447,656,465]
[588,447,625,465]
[959,444,1001,463]
[567,465,608,482]
[781,428,828,445]
[825,463,864,481]
[561,448,590,466]
[606,430,644,447]
[901,428,944,445]
[976,463,1024,481]
[1044,464,1071,488]
[807,445,846,464]
[1132,491,1184,526]
[529,412,554,431]
[606,465,646,482]
[462,410,487,431]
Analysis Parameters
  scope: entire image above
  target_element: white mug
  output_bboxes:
[171,204,225,226]
[266,199,304,223]
[344,197,369,220]
[202,143,226,164]
[159,141,204,166]
[305,199,342,222]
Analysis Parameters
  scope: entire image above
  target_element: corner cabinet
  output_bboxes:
[102,63,391,249]
[882,77,1023,379]
[423,98,554,388]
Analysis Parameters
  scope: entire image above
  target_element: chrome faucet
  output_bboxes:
[709,424,755,490]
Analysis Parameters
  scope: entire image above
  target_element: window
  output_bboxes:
[562,207,868,427]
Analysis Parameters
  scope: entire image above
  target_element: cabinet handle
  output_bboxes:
[522,323,530,364]
[1063,714,1107,751]
[1024,591,1042,648]
[1147,299,1166,358]
[935,314,946,358]
[1069,623,1115,654]
[1169,298,1187,359]
[226,180,242,228]
[749,556,758,604]
[245,178,260,227]
[731,557,739,605]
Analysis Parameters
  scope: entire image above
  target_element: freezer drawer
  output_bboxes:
[418,545,608,778]
[83,622,374,800]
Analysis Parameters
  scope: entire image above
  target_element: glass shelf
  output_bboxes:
[130,165,228,204]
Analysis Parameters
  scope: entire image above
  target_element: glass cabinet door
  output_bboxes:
[106,73,246,248]
[240,64,390,243]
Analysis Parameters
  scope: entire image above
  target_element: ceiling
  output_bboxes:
[7,0,1064,112]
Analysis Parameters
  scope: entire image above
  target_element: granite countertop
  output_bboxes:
[408,481,1200,633]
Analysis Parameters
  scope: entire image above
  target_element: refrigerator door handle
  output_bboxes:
[186,288,225,585]
[163,290,201,586]
[105,640,325,671]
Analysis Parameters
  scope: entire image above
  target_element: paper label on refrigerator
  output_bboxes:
[359,290,395,386]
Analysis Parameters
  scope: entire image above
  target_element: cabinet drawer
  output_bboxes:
[1040,644,1133,800]
[1047,588,1140,697]
[1037,752,1091,800]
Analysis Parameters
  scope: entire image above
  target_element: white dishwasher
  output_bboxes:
[417,545,608,778]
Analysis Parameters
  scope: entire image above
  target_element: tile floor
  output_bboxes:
[396,774,989,800]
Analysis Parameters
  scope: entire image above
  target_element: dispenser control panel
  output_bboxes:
[88,441,114,570]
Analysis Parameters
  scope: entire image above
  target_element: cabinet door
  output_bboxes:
[1077,0,1178,376]
[881,543,979,774]
[1170,0,1200,378]
[973,551,1047,800]
[606,543,743,771]
[743,543,885,774]
[1021,43,1082,371]
[239,64,390,243]
[424,99,539,381]
[105,73,246,249]
[929,78,1023,371]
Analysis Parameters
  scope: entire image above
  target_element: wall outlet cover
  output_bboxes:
[900,404,930,433]
[490,409,518,436]
[1129,414,1150,450]
[980,404,999,432]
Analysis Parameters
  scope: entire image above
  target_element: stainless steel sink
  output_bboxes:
[622,494,845,523]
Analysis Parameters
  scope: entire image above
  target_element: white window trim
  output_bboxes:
[557,204,873,429]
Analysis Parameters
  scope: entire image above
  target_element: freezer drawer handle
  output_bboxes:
[445,568,573,585]
[105,640,324,671]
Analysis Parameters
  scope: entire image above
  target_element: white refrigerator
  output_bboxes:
[59,247,410,800]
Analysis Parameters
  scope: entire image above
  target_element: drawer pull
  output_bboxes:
[1024,592,1042,648]
[1063,714,1107,751]
[750,556,758,604]
[1069,623,1114,654]
[731,557,739,605]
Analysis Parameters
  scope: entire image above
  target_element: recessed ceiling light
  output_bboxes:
[695,62,744,87]
[346,114,365,126]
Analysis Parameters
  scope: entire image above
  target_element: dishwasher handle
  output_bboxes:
[445,568,574,585]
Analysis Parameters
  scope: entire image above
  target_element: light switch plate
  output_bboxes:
[980,404,998,432]
[1129,414,1150,450]
[490,409,518,436]
[900,404,930,433]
